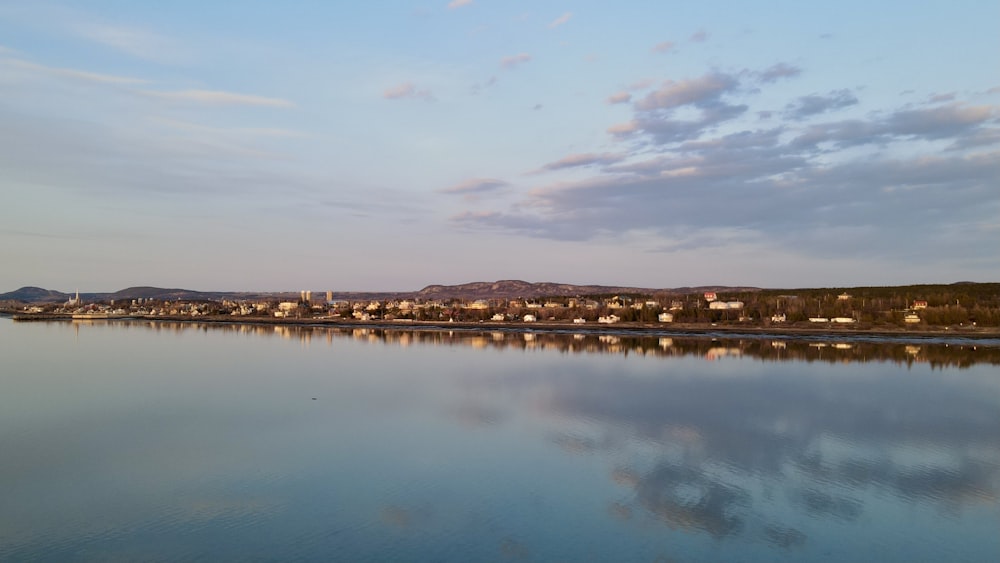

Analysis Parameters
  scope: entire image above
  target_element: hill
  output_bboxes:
[0,286,71,303]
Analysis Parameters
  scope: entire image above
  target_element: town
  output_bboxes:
[6,282,1000,330]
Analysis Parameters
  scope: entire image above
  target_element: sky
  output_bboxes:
[1,1,998,292]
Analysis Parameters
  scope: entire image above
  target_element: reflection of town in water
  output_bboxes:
[90,319,1000,369]
[12,318,1000,560]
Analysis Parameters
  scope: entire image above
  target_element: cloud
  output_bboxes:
[73,22,183,63]
[929,92,956,103]
[635,73,739,111]
[500,53,532,69]
[439,178,509,199]
[791,102,997,149]
[141,89,295,107]
[539,153,626,172]
[447,0,473,8]
[382,82,434,101]
[0,56,148,85]
[785,89,858,120]
[471,75,497,95]
[605,72,747,144]
[607,91,631,105]
[548,12,572,28]
[607,120,639,135]
[625,103,748,144]
[755,63,802,83]
[652,41,675,53]
[690,30,709,42]
[453,80,1000,268]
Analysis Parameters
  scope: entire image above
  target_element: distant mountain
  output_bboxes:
[108,286,227,301]
[0,286,71,303]
[2,281,765,304]
[410,280,764,299]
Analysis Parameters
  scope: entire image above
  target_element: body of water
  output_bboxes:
[2,319,999,562]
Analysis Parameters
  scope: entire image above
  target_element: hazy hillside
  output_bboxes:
[0,287,71,303]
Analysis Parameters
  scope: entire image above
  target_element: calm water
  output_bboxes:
[2,319,999,562]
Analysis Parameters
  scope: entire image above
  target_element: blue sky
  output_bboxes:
[1,1,998,292]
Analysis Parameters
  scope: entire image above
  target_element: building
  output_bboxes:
[658,312,674,323]
[709,301,744,310]
[704,292,717,302]
[913,300,928,309]
[522,314,537,322]
[838,292,851,301]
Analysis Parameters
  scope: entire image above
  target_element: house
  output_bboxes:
[669,300,684,311]
[709,301,744,310]
[522,314,537,322]
[573,318,587,324]
[832,317,857,323]
[704,292,717,302]
[658,312,674,323]
[491,313,505,321]
[809,317,830,323]
[598,315,620,324]
[837,292,851,301]
[771,313,786,323]
[913,300,928,309]
[904,313,920,324]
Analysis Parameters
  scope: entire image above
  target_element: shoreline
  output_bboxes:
[5,312,1000,343]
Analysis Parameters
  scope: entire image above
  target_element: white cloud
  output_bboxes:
[607,91,631,105]
[607,121,639,135]
[447,0,473,9]
[439,178,509,200]
[635,73,738,111]
[501,53,532,69]
[548,12,572,28]
[383,82,434,101]
[140,89,295,107]
[72,22,187,64]
[754,63,802,83]
[651,41,675,53]
[0,56,148,85]
[539,153,626,171]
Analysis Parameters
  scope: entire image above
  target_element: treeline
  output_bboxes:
[428,283,1000,327]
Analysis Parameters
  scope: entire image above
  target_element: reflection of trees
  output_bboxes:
[89,321,1000,369]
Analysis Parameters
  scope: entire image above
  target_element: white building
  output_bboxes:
[658,312,674,323]
[709,301,744,310]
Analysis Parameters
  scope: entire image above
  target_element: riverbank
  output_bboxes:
[5,311,1000,342]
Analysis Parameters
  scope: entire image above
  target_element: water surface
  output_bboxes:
[1,320,998,562]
